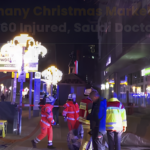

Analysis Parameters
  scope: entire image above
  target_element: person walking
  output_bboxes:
[63,93,83,150]
[31,95,56,149]
[79,88,93,150]
[87,90,107,150]
[106,92,127,150]
[53,98,59,126]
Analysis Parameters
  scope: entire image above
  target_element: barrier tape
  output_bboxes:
[17,104,64,108]
[17,104,145,108]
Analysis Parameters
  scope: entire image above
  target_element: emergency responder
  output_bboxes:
[63,93,82,150]
[79,88,93,150]
[106,92,127,150]
[31,95,56,149]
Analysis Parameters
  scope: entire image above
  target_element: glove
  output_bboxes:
[123,126,126,132]
[64,117,67,122]
[51,120,56,126]
[51,122,56,126]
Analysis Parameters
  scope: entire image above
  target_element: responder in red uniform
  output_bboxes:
[63,93,83,150]
[31,95,56,149]
[63,93,79,130]
[79,88,93,150]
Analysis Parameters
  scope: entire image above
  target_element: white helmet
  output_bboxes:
[71,93,76,99]
[68,94,72,99]
[84,88,92,96]
[46,95,55,103]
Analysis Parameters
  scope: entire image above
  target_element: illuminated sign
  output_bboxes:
[11,72,29,79]
[109,80,115,84]
[133,92,144,97]
[106,56,111,66]
[35,72,41,79]
[0,34,47,72]
[109,76,128,85]
[141,68,150,76]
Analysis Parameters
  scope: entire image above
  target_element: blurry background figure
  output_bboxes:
[53,94,59,126]
[1,93,5,102]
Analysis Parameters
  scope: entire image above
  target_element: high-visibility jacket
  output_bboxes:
[106,98,127,131]
[62,101,79,131]
[79,98,93,128]
[40,104,55,127]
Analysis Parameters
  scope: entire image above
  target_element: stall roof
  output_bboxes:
[58,74,86,85]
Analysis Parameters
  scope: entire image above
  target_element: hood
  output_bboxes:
[67,101,75,106]
[107,98,119,102]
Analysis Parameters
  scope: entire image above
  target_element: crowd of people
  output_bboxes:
[31,87,127,150]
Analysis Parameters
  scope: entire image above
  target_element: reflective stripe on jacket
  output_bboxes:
[79,98,93,125]
[106,98,127,131]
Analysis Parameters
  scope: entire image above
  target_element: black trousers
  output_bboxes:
[107,131,121,150]
[53,109,59,124]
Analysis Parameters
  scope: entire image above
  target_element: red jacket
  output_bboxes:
[40,104,54,127]
[79,98,93,126]
[62,101,79,130]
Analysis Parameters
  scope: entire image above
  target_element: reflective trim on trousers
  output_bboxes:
[67,117,75,121]
[122,119,127,122]
[67,111,75,114]
[106,122,117,125]
[41,115,46,117]
[41,119,50,126]
[106,126,122,130]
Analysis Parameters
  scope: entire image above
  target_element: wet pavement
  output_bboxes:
[0,110,150,150]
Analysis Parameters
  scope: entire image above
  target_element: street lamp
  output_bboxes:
[42,66,63,95]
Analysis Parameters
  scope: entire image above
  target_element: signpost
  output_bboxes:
[29,72,33,119]
[18,47,25,135]
[33,72,41,117]
[12,72,17,104]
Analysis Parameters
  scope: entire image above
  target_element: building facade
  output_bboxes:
[98,0,150,110]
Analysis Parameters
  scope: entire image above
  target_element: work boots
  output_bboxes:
[31,140,37,148]
[47,142,55,149]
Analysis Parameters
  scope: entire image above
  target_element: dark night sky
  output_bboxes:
[0,0,98,74]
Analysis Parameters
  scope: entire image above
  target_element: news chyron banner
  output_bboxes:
[0,1,99,44]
